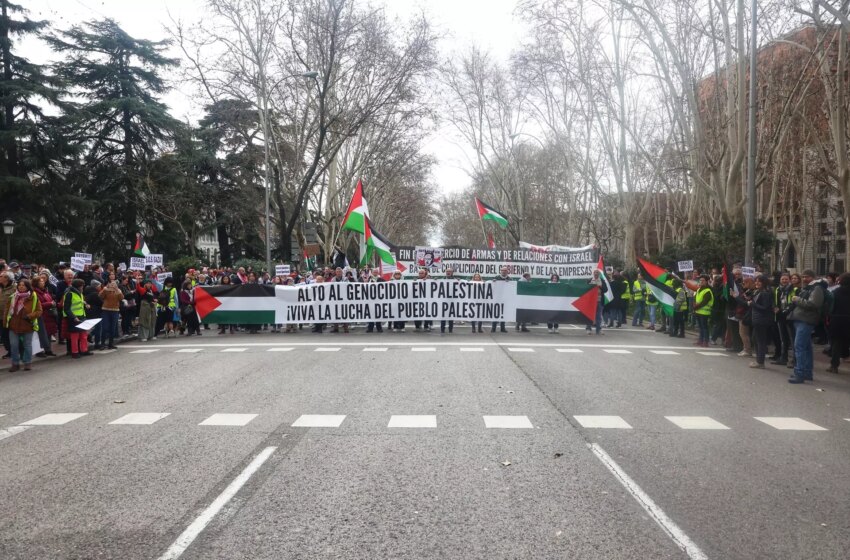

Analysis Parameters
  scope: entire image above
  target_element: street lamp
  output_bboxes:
[2,219,14,261]
[262,69,319,276]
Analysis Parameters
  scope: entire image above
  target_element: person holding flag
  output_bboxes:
[586,268,608,335]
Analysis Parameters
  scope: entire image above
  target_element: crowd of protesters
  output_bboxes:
[2,256,848,384]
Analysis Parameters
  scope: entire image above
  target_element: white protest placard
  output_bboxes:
[741,266,756,278]
[605,266,614,274]
[678,260,694,272]
[118,262,127,272]
[157,272,173,282]
[275,264,290,276]
[70,257,86,271]
[145,254,163,267]
[129,257,146,271]
[76,318,102,331]
[74,252,93,264]
[381,263,396,275]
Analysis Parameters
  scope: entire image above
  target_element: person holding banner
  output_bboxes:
[415,269,433,332]
[586,269,607,335]
[390,270,407,332]
[547,274,561,333]
[470,273,484,333]
[440,268,457,334]
[366,268,385,333]
[491,267,510,333]
[5,279,43,371]
[63,279,91,358]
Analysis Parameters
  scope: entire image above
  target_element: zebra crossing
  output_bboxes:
[0,411,842,436]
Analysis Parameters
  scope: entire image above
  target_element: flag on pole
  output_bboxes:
[341,179,369,234]
[637,258,677,317]
[303,249,315,272]
[596,255,614,305]
[722,264,739,299]
[133,233,151,257]
[475,197,508,228]
[360,218,396,266]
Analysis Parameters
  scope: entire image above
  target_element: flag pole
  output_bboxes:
[480,217,489,248]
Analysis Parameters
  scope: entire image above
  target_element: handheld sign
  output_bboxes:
[118,262,127,272]
[275,264,290,276]
[70,257,86,271]
[145,254,163,267]
[678,260,694,272]
[129,257,146,271]
[741,266,756,278]
[604,266,614,274]
[75,252,93,264]
[157,272,173,282]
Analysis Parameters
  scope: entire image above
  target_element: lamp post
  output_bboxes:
[2,219,14,261]
[260,70,319,277]
[744,0,758,266]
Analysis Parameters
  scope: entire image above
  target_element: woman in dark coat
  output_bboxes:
[748,275,775,369]
[827,273,850,374]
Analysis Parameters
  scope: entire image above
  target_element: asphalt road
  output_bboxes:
[1,323,848,559]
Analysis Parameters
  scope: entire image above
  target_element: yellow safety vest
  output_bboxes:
[695,287,713,316]
[62,290,85,319]
[632,280,644,301]
[6,293,39,331]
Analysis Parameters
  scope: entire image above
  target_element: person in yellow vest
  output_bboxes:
[631,273,646,327]
[6,278,43,371]
[155,277,178,338]
[63,278,90,359]
[693,274,714,347]
[657,273,676,334]
[669,278,688,338]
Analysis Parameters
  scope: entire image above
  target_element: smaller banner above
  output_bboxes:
[741,266,756,278]
[157,272,172,282]
[519,242,595,253]
[275,264,290,276]
[129,257,146,271]
[145,254,163,267]
[74,252,93,264]
[70,257,86,271]
[678,260,694,272]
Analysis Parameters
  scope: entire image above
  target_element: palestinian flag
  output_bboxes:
[133,233,151,257]
[195,283,280,325]
[367,220,396,265]
[475,197,508,228]
[514,280,599,324]
[341,179,369,234]
[722,263,738,299]
[637,258,676,317]
[303,249,315,272]
[597,255,614,305]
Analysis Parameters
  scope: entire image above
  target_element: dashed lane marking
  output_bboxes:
[697,352,727,357]
[291,414,346,428]
[110,413,171,425]
[198,414,258,427]
[665,416,730,430]
[411,347,436,352]
[266,348,294,352]
[388,415,437,428]
[130,349,159,354]
[507,347,534,353]
[460,347,484,352]
[220,348,247,353]
[175,349,202,353]
[314,347,340,352]
[22,413,88,426]
[574,415,633,429]
[556,348,583,353]
[0,425,32,441]
[754,417,827,431]
[651,350,681,355]
[482,415,534,429]
[363,347,388,352]
[603,349,632,354]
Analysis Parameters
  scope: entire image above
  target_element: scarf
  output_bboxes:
[12,290,30,316]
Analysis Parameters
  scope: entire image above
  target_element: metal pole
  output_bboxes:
[259,94,272,277]
[744,0,758,266]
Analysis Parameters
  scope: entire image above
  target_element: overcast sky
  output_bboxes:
[27,0,527,196]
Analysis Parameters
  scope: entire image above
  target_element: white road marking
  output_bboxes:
[99,349,118,354]
[665,416,730,430]
[697,352,727,357]
[574,415,632,429]
[110,413,171,425]
[589,443,709,560]
[220,348,247,352]
[0,414,4,417]
[411,347,436,352]
[198,413,257,427]
[175,349,202,353]
[0,425,32,441]
[460,347,484,352]
[482,415,534,429]
[651,350,680,355]
[129,349,159,354]
[156,446,277,560]
[507,347,534,353]
[363,347,388,352]
[314,347,340,352]
[388,415,437,428]
[556,348,583,353]
[22,413,88,426]
[603,349,632,354]
[291,414,346,428]
[266,347,294,352]
[121,341,711,350]
[754,417,827,431]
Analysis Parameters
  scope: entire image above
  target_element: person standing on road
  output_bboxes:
[586,269,607,335]
[415,268,433,332]
[155,277,178,338]
[32,275,57,357]
[440,267,457,334]
[491,266,510,333]
[827,273,850,374]
[330,267,350,334]
[771,274,793,365]
[470,272,484,333]
[5,279,42,372]
[390,270,406,332]
[0,271,16,358]
[366,268,385,333]
[788,269,826,384]
[63,278,90,359]
[137,279,157,341]
[631,273,646,327]
[99,278,122,349]
[748,275,774,369]
[547,274,561,333]
[693,274,714,347]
